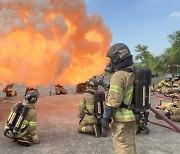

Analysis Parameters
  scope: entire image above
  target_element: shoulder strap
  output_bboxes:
[85,90,95,95]
[121,67,134,73]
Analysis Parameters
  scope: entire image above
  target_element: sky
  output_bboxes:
[85,0,180,56]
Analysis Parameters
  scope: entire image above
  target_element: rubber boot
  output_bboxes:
[17,136,31,147]
[139,123,150,134]
[93,124,100,138]
[101,127,108,137]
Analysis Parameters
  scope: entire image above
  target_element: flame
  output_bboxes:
[0,0,112,88]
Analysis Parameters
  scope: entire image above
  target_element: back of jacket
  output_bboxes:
[106,69,136,122]
[79,89,96,117]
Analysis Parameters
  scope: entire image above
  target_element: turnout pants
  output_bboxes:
[78,115,97,134]
[112,121,137,154]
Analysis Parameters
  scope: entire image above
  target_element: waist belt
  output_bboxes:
[86,112,94,116]
[120,102,133,110]
[20,125,28,134]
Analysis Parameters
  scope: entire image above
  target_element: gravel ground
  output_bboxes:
[0,77,180,154]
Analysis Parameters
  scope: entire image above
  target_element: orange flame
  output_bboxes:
[0,0,112,88]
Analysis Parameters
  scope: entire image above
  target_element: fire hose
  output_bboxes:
[150,107,180,133]
[148,120,177,132]
[150,93,179,101]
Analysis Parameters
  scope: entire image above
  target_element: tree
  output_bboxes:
[166,30,180,65]
[134,30,180,75]
[134,44,157,73]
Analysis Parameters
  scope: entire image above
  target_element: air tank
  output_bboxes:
[133,68,146,112]
[144,68,152,109]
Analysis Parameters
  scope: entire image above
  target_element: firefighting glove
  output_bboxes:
[164,110,173,119]
[104,83,110,90]
[98,80,110,90]
[101,106,116,137]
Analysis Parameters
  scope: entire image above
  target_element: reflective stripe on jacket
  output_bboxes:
[12,102,39,143]
[79,88,97,123]
[106,69,136,122]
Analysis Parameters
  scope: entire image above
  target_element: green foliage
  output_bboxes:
[165,30,180,65]
[134,44,158,74]
[134,30,180,75]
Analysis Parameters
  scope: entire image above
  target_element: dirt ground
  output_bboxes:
[0,78,180,154]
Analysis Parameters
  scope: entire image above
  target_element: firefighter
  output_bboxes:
[164,93,180,99]
[3,83,17,97]
[55,84,67,95]
[155,99,180,122]
[152,74,178,94]
[4,91,40,147]
[101,43,137,154]
[78,77,101,137]
[174,74,180,81]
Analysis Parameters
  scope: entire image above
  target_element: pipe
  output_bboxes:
[150,107,180,133]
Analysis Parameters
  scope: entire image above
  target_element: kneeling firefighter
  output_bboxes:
[4,91,40,147]
[101,43,151,154]
[78,77,105,137]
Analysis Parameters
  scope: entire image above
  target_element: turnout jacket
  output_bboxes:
[106,68,136,122]
[6,101,39,143]
[79,88,97,124]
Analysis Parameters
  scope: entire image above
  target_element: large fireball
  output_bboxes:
[0,0,112,88]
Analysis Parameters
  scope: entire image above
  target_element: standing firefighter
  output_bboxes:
[101,43,137,154]
[78,77,104,137]
[4,91,40,147]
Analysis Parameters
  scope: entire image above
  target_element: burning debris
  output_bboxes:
[0,0,111,88]
[3,83,17,97]
[25,87,39,96]
[50,84,67,95]
[76,82,87,93]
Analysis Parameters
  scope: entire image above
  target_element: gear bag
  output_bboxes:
[4,103,29,139]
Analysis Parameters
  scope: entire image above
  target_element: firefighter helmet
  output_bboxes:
[87,77,99,90]
[25,91,38,104]
[174,74,180,80]
[106,43,134,69]
[166,74,173,81]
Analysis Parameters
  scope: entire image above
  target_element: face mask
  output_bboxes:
[104,62,115,74]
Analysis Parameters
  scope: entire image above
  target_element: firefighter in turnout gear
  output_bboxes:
[155,98,180,122]
[152,74,179,94]
[78,77,102,137]
[101,43,137,154]
[3,83,17,97]
[4,91,40,147]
